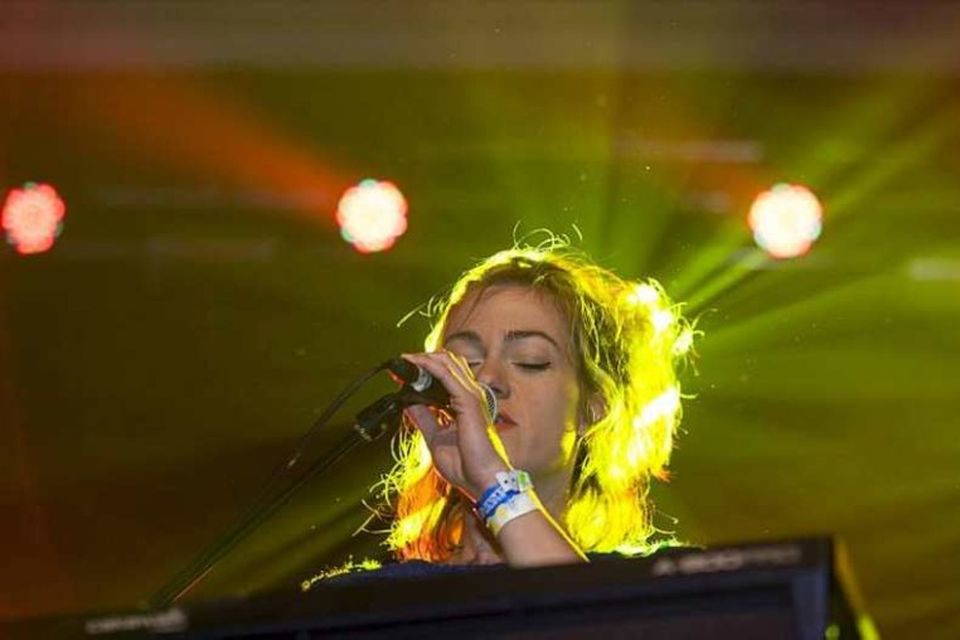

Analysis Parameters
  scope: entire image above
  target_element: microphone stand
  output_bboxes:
[149,369,420,609]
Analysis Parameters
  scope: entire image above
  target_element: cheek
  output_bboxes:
[530,376,580,435]
[525,378,580,466]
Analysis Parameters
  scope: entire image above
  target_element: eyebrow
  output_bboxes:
[444,329,561,351]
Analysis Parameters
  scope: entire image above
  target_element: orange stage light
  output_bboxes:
[2,183,67,255]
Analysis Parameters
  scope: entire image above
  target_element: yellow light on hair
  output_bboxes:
[652,309,674,334]
[633,387,681,430]
[673,328,694,355]
[413,434,433,474]
[627,283,659,306]
[394,504,434,548]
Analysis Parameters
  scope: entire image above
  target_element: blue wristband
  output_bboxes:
[477,483,501,512]
[480,489,520,521]
[475,470,534,518]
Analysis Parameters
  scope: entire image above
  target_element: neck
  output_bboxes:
[533,466,573,518]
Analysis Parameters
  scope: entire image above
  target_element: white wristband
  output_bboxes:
[486,490,541,536]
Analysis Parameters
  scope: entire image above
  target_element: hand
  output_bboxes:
[399,351,511,500]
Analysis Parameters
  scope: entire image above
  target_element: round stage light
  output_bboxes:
[2,182,67,255]
[336,179,408,254]
[748,183,823,259]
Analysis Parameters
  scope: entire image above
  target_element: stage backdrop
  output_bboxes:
[1,2,958,637]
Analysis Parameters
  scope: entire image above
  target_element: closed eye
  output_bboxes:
[515,362,551,371]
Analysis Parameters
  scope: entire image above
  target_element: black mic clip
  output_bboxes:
[353,386,439,442]
[353,393,403,442]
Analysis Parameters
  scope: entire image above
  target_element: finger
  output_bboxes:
[443,349,475,377]
[426,351,489,406]
[431,352,493,426]
[446,351,496,422]
[438,350,482,391]
[432,351,480,395]
[403,404,440,442]
[438,350,495,421]
[401,352,468,395]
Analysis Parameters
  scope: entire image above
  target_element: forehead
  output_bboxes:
[443,285,570,346]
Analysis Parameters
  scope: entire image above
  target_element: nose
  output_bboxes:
[475,358,509,400]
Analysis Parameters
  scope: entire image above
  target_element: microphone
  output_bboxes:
[385,358,498,420]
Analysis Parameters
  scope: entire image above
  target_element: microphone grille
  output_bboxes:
[478,383,498,422]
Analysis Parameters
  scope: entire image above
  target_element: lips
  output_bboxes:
[495,410,517,430]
